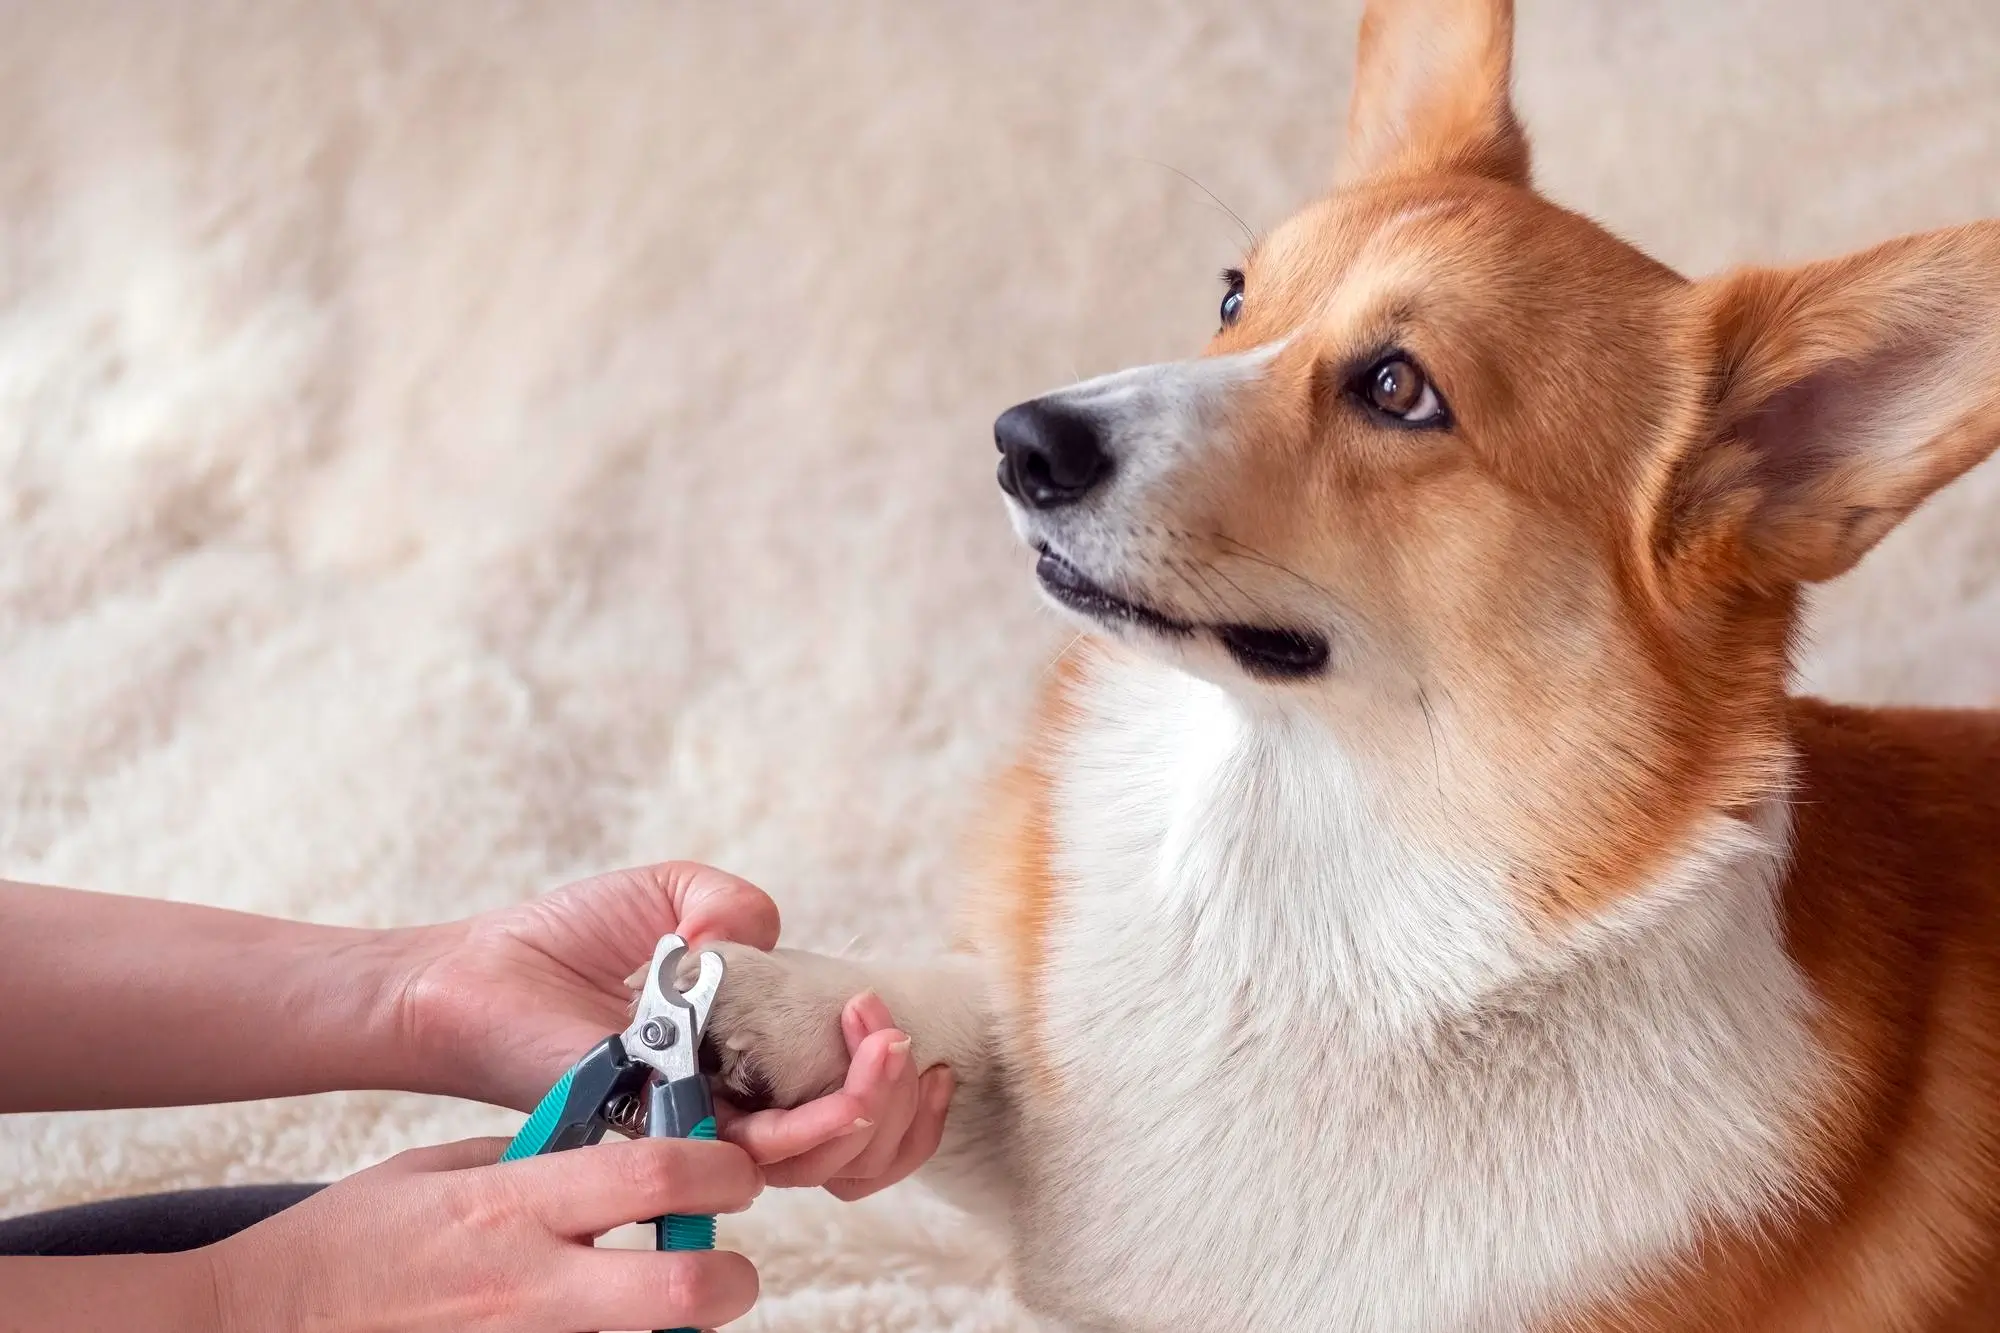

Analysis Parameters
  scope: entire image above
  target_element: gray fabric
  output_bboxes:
[0,1184,324,1256]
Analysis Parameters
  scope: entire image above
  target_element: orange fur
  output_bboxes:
[958,647,1091,1101]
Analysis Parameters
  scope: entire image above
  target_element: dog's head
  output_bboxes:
[998,0,2000,910]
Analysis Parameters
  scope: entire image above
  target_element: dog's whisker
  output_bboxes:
[1212,533,1338,602]
[1202,556,1290,627]
[1039,632,1088,686]
[1137,157,1258,248]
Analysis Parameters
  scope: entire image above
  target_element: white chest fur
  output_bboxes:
[1006,656,1829,1332]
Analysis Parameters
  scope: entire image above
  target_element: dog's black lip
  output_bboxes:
[1035,546,1193,638]
[1034,545,1332,680]
[1216,623,1332,680]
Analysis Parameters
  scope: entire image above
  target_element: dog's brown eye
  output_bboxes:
[1368,359,1423,414]
[1358,354,1446,427]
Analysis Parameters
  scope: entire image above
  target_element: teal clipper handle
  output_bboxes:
[500,1036,645,1161]
[499,934,726,1333]
[659,1115,719,1250]
[501,1067,579,1162]
[498,1039,718,1333]
[649,1073,718,1333]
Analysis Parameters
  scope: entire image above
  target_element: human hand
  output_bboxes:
[207,1135,762,1333]
[401,862,779,1116]
[718,988,955,1201]
[394,861,950,1199]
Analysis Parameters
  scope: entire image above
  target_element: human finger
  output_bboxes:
[748,1027,911,1188]
[560,1246,760,1332]
[664,862,782,952]
[823,1027,918,1181]
[828,1065,955,1201]
[719,1089,872,1167]
[840,989,897,1052]
[378,1137,510,1176]
[487,1135,763,1237]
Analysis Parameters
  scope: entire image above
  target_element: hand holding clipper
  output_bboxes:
[502,933,725,1333]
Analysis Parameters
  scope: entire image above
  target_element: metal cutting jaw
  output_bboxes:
[622,933,724,1087]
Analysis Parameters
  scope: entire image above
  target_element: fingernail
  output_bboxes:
[852,1118,874,1131]
[872,1037,910,1080]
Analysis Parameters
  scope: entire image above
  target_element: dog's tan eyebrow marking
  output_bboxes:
[1357,196,1479,273]
[1378,197,1469,238]
[1320,301,1427,380]
[1291,195,1479,352]
[1309,250,1432,344]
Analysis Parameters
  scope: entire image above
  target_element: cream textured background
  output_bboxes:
[2,2,1998,1327]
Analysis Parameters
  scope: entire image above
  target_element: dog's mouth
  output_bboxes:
[1034,545,1331,681]
[1035,546,1193,638]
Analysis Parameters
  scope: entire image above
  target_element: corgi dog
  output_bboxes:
[696,0,2000,1326]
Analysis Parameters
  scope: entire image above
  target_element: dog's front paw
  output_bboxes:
[678,944,866,1111]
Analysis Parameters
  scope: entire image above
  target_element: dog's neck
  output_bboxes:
[1054,648,1803,1036]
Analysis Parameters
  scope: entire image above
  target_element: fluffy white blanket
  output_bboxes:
[3,3,1996,1326]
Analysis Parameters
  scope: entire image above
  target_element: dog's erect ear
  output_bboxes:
[1658,222,2000,590]
[1339,0,1529,187]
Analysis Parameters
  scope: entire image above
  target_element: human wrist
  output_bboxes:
[204,1227,294,1333]
[334,919,473,1099]
[250,916,468,1102]
[181,1245,235,1333]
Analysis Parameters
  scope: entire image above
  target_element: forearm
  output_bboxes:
[0,880,444,1111]
[0,1251,218,1333]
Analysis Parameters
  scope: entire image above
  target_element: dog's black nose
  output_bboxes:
[994,400,1111,509]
